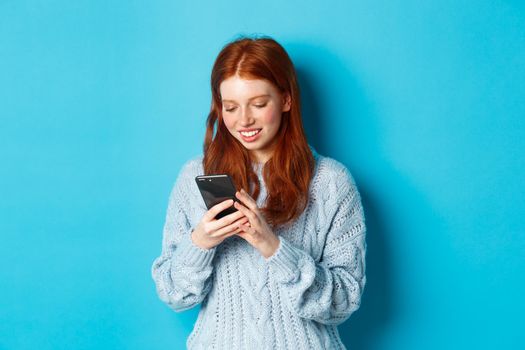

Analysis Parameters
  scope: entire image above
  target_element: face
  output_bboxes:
[219,75,291,164]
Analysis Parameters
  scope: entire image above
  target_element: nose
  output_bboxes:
[239,107,254,126]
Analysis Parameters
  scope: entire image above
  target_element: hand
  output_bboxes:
[234,189,280,259]
[191,199,250,250]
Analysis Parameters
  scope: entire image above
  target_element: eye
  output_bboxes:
[254,103,267,108]
[224,106,237,112]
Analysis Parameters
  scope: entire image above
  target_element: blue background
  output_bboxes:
[1,1,524,349]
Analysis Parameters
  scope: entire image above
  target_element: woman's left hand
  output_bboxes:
[233,188,280,259]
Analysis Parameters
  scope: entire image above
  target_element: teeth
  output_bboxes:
[240,129,260,137]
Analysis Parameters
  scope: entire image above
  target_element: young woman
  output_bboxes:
[151,35,367,350]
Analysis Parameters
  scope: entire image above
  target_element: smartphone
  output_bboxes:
[195,174,239,220]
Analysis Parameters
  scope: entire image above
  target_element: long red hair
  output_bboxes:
[203,35,315,229]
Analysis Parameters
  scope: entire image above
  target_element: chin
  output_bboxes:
[240,142,259,149]
[239,139,265,150]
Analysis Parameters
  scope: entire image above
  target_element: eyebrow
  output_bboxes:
[221,94,270,103]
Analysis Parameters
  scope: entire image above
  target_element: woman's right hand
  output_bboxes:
[191,199,250,250]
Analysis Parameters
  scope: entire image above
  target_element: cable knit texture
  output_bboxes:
[151,145,367,350]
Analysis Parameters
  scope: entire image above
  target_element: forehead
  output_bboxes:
[220,76,277,102]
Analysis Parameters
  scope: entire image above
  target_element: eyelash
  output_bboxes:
[224,103,267,112]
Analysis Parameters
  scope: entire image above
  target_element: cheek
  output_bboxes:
[221,113,236,130]
[260,108,282,128]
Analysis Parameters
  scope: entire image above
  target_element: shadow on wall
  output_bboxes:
[290,42,396,349]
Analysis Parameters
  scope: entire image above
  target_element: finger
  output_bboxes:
[229,218,250,236]
[213,217,249,237]
[225,225,247,238]
[215,208,245,227]
[235,189,260,213]
[233,201,258,222]
[204,199,234,221]
[238,223,255,234]
[206,209,245,233]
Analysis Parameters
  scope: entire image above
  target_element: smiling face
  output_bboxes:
[220,75,291,164]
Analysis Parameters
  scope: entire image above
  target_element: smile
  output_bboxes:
[239,129,261,137]
[239,129,262,142]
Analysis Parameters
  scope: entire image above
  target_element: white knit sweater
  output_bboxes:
[151,146,367,349]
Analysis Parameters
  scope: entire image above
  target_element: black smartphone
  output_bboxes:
[195,174,239,220]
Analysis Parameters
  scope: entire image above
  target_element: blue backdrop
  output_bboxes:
[1,1,524,349]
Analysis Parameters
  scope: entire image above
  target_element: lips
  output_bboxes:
[239,128,262,142]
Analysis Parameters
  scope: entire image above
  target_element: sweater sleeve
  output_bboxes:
[151,160,217,312]
[265,167,366,325]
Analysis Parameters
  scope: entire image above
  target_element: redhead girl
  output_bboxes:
[152,35,367,350]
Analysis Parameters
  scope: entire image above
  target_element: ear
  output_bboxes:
[282,93,291,112]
